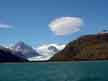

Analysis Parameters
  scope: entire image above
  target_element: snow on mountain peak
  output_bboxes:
[36,43,65,56]
[28,43,65,61]
[11,41,39,59]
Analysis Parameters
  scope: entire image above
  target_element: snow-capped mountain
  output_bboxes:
[28,44,65,61]
[36,44,65,56]
[0,45,28,62]
[11,41,39,60]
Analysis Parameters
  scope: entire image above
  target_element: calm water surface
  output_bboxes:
[0,61,108,81]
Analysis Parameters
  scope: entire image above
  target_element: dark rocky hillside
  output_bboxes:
[50,33,108,61]
[0,46,28,62]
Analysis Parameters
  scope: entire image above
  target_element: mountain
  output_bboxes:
[0,46,28,62]
[29,44,65,61]
[11,41,39,60]
[50,33,108,61]
[36,44,65,56]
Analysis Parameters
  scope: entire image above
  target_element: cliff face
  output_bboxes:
[50,33,108,61]
[0,46,28,62]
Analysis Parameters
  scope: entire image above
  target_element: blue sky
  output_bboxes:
[0,0,108,46]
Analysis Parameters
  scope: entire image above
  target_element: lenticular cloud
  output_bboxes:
[49,17,83,36]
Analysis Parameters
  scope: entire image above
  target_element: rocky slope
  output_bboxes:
[50,33,108,61]
[0,46,28,62]
[11,41,39,60]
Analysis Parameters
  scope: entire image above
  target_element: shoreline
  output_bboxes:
[1,59,108,63]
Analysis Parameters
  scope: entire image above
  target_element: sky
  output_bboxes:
[0,0,108,46]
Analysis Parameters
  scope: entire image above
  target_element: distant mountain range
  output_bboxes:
[30,44,65,61]
[1,32,108,62]
[0,41,65,62]
[50,33,108,61]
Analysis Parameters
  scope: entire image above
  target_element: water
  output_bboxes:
[0,61,108,81]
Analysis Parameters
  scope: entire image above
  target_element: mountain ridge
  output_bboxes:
[50,33,108,61]
[0,46,28,62]
[11,41,39,61]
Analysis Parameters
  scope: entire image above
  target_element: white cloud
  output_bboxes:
[49,17,83,36]
[0,24,12,29]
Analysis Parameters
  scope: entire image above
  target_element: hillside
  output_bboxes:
[0,46,28,62]
[50,33,108,61]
